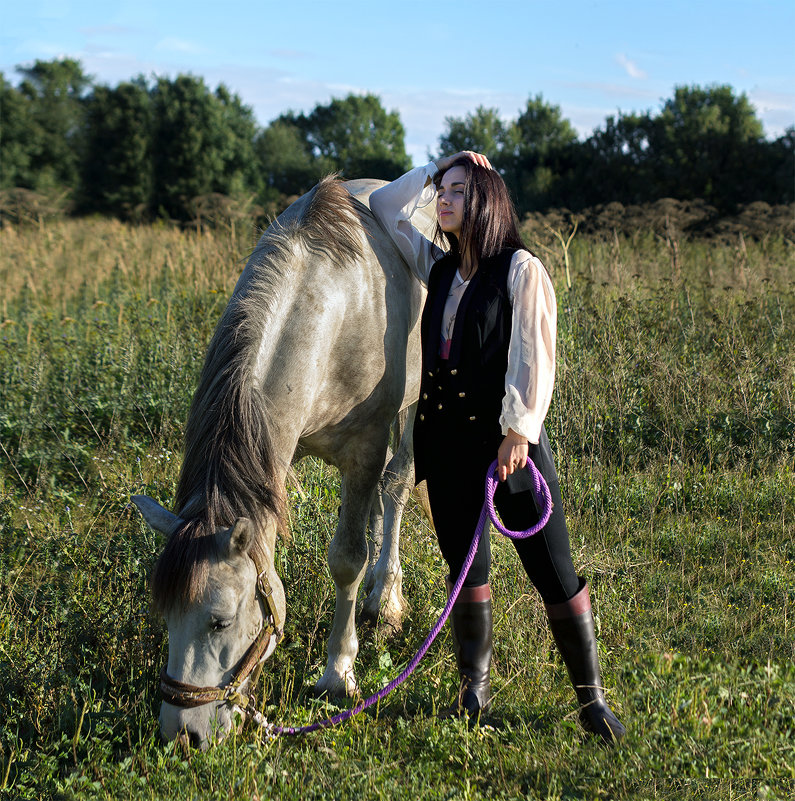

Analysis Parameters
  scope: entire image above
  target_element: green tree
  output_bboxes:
[437,106,510,164]
[0,73,37,189]
[213,84,261,199]
[576,111,654,207]
[767,127,794,204]
[150,75,259,220]
[255,118,321,202]
[14,58,92,192]
[509,94,579,212]
[435,99,578,212]
[80,79,153,219]
[649,84,766,208]
[284,94,411,180]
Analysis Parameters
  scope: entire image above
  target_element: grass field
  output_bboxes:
[0,217,793,800]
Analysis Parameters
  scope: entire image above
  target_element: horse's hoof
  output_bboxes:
[314,669,358,699]
[360,589,406,633]
[359,603,404,635]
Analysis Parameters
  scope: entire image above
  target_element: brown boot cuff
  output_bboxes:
[445,576,491,602]
[545,578,591,619]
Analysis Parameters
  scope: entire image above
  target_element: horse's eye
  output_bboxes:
[211,619,232,631]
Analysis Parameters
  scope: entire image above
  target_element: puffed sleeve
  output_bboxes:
[368,163,444,285]
[500,250,557,444]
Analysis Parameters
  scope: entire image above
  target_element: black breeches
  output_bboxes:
[422,426,580,605]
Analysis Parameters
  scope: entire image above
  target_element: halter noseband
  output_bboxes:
[159,551,284,715]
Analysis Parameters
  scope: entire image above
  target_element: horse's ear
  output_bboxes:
[228,518,254,555]
[131,495,182,537]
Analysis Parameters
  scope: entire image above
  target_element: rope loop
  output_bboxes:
[250,459,552,736]
[484,458,553,539]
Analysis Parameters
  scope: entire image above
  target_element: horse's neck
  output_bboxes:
[175,268,309,526]
[239,261,345,446]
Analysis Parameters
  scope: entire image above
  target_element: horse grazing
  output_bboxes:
[133,177,435,747]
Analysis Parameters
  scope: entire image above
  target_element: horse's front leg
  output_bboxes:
[316,433,387,697]
[361,405,416,631]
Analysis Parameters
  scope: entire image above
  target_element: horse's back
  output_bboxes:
[269,176,436,241]
[234,177,426,461]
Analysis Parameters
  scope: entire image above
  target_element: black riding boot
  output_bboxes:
[545,579,626,744]
[446,578,493,719]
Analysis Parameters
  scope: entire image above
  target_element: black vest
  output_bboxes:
[414,249,516,479]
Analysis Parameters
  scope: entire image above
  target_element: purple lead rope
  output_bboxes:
[264,458,552,735]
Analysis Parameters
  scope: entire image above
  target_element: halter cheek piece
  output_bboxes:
[159,552,284,716]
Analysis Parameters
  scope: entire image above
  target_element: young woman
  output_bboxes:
[369,152,625,743]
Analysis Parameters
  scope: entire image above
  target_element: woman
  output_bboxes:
[369,152,625,743]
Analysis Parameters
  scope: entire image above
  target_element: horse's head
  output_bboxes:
[132,495,285,749]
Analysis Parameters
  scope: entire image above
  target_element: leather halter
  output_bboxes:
[159,551,284,713]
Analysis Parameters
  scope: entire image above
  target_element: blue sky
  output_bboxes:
[3,0,793,165]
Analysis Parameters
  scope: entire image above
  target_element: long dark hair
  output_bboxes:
[433,157,528,264]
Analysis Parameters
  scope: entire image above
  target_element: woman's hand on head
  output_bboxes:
[434,151,493,173]
[497,428,529,482]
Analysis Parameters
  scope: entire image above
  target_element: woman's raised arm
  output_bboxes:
[368,163,443,285]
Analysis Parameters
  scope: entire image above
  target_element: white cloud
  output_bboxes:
[13,38,68,58]
[268,49,312,60]
[557,80,657,102]
[748,89,795,113]
[747,89,795,137]
[83,43,121,58]
[616,53,647,80]
[80,24,140,37]
[155,37,205,55]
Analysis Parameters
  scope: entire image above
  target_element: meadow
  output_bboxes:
[0,214,793,800]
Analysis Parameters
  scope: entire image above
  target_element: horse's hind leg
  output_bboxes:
[361,405,415,631]
[363,436,393,597]
[316,427,388,697]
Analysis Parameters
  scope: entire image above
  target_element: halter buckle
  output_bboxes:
[257,569,274,598]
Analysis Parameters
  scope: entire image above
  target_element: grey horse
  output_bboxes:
[133,177,436,747]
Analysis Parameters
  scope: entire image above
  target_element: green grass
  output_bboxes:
[0,220,793,800]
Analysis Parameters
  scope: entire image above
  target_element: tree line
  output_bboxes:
[1,57,791,223]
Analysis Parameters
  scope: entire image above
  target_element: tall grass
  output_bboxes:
[0,219,793,799]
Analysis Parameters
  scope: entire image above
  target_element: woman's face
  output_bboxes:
[436,165,467,237]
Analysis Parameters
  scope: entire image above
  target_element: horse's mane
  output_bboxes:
[152,177,364,612]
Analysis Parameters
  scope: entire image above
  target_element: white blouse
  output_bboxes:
[369,162,557,445]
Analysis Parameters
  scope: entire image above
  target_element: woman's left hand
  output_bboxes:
[435,151,493,173]
[497,428,529,482]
